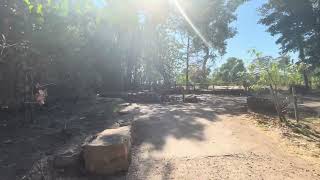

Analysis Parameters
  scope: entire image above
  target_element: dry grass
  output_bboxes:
[248,112,320,162]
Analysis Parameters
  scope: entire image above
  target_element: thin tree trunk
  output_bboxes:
[303,70,309,90]
[298,39,309,90]
[292,86,299,122]
[186,35,190,92]
[202,46,209,82]
[269,84,287,123]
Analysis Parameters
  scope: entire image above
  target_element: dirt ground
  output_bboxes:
[127,95,320,180]
[1,94,320,180]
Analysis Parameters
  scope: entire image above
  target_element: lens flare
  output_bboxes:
[173,0,212,48]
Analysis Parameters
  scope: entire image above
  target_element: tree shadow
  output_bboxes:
[131,95,247,151]
[132,108,209,151]
[287,121,320,142]
[128,95,248,179]
[162,161,173,180]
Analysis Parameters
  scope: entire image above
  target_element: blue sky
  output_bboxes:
[220,0,282,65]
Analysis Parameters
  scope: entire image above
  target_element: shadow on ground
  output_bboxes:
[132,95,247,151]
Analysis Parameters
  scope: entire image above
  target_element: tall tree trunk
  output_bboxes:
[186,35,190,91]
[202,46,209,83]
[303,70,309,89]
[298,39,309,89]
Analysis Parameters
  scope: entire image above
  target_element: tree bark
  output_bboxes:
[269,84,287,123]
[303,70,309,90]
[298,39,310,90]
[292,86,299,123]
[186,35,190,91]
[202,46,209,82]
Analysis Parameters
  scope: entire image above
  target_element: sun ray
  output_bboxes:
[173,0,212,48]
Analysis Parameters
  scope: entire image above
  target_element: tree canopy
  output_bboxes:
[213,57,246,85]
[0,0,247,105]
[259,0,320,67]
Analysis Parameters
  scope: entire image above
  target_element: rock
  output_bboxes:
[96,97,126,104]
[184,96,199,103]
[110,122,121,129]
[53,151,81,169]
[118,110,130,116]
[117,119,131,127]
[127,92,161,103]
[119,103,131,107]
[83,126,131,175]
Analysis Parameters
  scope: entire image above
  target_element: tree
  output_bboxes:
[0,0,188,113]
[259,0,320,89]
[248,50,302,123]
[249,53,287,123]
[174,0,245,84]
[213,57,246,85]
[189,64,210,85]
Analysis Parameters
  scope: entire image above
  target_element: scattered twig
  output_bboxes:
[0,34,17,56]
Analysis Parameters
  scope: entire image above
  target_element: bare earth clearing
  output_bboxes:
[127,95,320,180]
[1,95,320,180]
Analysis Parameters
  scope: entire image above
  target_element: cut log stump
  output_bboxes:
[83,126,131,175]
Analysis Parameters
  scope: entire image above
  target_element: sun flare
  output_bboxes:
[173,0,212,48]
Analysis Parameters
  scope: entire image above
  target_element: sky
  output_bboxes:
[220,0,282,66]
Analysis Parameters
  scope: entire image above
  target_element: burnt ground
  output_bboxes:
[0,96,126,180]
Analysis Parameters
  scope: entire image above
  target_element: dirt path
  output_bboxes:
[301,96,320,116]
[127,95,320,180]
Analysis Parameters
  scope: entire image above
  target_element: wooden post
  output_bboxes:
[292,86,299,123]
[182,89,185,102]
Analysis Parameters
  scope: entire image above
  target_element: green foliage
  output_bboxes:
[175,0,246,82]
[248,50,302,89]
[2,0,318,109]
[1,0,188,99]
[189,65,211,84]
[259,0,320,67]
[213,57,246,85]
[36,4,43,15]
[23,0,34,12]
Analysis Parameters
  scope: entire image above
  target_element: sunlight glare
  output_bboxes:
[173,0,212,48]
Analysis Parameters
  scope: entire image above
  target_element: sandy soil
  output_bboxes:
[127,95,320,180]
